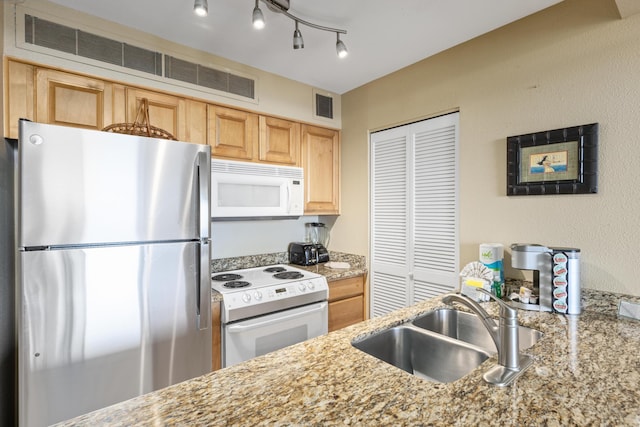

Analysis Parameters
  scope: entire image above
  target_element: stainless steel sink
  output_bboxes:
[352,307,543,384]
[352,325,491,383]
[412,308,543,352]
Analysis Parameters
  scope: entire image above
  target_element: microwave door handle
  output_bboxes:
[195,151,211,331]
[286,182,291,212]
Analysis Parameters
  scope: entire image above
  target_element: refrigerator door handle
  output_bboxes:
[197,151,211,241]
[196,151,211,331]
[196,243,211,330]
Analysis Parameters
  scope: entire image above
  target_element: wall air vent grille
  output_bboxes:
[165,56,255,99]
[23,14,256,100]
[25,15,162,76]
[315,93,334,119]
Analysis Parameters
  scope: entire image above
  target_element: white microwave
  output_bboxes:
[211,159,304,219]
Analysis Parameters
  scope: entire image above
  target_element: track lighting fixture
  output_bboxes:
[252,0,265,29]
[193,0,348,57]
[251,0,348,58]
[336,33,348,58]
[293,21,304,49]
[193,0,208,17]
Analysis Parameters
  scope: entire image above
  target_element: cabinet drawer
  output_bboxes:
[329,295,364,332]
[328,276,364,302]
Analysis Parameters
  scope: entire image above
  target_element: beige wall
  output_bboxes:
[335,0,640,296]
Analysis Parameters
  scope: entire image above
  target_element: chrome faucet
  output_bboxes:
[442,289,533,386]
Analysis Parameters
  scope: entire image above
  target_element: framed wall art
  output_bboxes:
[506,123,598,195]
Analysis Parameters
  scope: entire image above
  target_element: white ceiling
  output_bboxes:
[48,0,562,94]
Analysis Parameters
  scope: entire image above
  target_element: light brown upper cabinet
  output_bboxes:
[35,68,114,132]
[124,87,186,141]
[184,100,208,145]
[301,124,340,214]
[208,105,258,161]
[258,116,300,166]
[5,60,35,138]
[4,61,116,138]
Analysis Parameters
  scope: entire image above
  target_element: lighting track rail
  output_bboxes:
[194,0,349,58]
[262,0,346,35]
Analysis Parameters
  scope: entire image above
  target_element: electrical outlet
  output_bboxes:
[618,300,640,320]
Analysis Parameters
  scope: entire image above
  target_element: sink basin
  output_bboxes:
[352,307,543,384]
[412,308,543,352]
[352,325,491,383]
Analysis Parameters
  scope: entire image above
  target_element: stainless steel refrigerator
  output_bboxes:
[13,121,212,426]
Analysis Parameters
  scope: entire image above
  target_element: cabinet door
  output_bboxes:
[126,88,186,141]
[328,275,365,332]
[35,68,113,131]
[212,300,221,371]
[258,116,300,165]
[5,60,35,138]
[301,124,340,214]
[185,100,207,145]
[208,105,258,160]
[329,295,364,332]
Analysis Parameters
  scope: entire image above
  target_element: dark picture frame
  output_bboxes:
[506,123,598,195]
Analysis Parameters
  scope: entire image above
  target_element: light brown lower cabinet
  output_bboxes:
[328,275,366,332]
[212,300,221,371]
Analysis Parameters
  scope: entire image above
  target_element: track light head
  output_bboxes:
[293,21,304,49]
[245,1,349,56]
[194,0,208,17]
[336,33,348,58]
[252,0,265,29]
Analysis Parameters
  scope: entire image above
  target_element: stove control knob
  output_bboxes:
[242,293,251,303]
[254,291,263,301]
[307,281,315,290]
[298,283,306,292]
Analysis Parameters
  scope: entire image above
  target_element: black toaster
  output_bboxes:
[288,242,329,266]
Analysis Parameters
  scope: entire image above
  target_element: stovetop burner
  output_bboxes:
[273,271,304,280]
[211,264,324,297]
[223,281,251,289]
[212,273,243,282]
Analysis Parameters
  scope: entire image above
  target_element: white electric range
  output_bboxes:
[211,264,328,367]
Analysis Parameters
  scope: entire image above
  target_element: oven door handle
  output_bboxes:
[226,302,327,333]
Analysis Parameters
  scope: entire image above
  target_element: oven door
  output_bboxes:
[223,301,328,368]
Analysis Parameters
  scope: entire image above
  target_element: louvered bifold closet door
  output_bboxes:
[370,113,459,317]
[412,113,459,303]
[370,127,411,317]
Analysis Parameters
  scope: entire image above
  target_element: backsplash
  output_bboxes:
[211,251,366,273]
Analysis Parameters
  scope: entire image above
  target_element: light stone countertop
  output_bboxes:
[55,289,640,426]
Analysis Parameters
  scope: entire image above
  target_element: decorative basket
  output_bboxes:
[102,98,177,140]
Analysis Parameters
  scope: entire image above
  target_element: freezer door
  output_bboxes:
[18,121,211,247]
[18,242,212,427]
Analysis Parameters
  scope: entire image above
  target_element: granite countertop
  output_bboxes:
[295,264,366,281]
[56,289,640,426]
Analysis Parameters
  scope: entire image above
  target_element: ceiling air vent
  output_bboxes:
[315,93,334,119]
[165,56,255,99]
[23,14,256,100]
[25,15,162,76]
